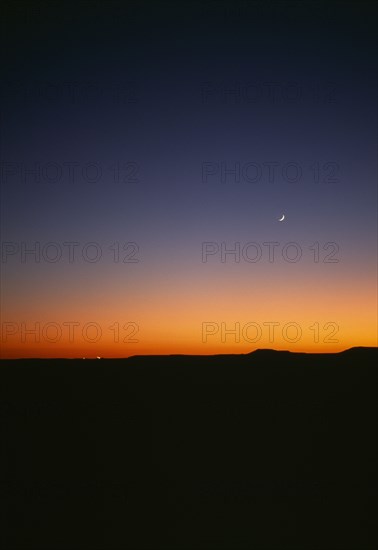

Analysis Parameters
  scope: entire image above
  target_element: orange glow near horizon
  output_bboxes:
[2,264,377,357]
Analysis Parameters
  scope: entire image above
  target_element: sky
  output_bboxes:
[1,0,377,357]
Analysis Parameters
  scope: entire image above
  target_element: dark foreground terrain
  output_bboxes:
[1,348,377,549]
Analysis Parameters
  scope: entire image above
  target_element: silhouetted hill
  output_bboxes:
[1,348,377,549]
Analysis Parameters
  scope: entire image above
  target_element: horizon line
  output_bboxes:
[1,346,377,360]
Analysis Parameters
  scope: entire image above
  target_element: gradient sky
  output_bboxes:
[1,0,377,357]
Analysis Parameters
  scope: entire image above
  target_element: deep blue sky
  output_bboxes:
[1,0,377,356]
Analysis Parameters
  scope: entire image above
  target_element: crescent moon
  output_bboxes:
[279,214,285,222]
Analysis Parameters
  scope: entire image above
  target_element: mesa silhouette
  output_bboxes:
[1,347,376,549]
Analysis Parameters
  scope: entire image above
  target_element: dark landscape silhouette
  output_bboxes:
[1,347,377,549]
